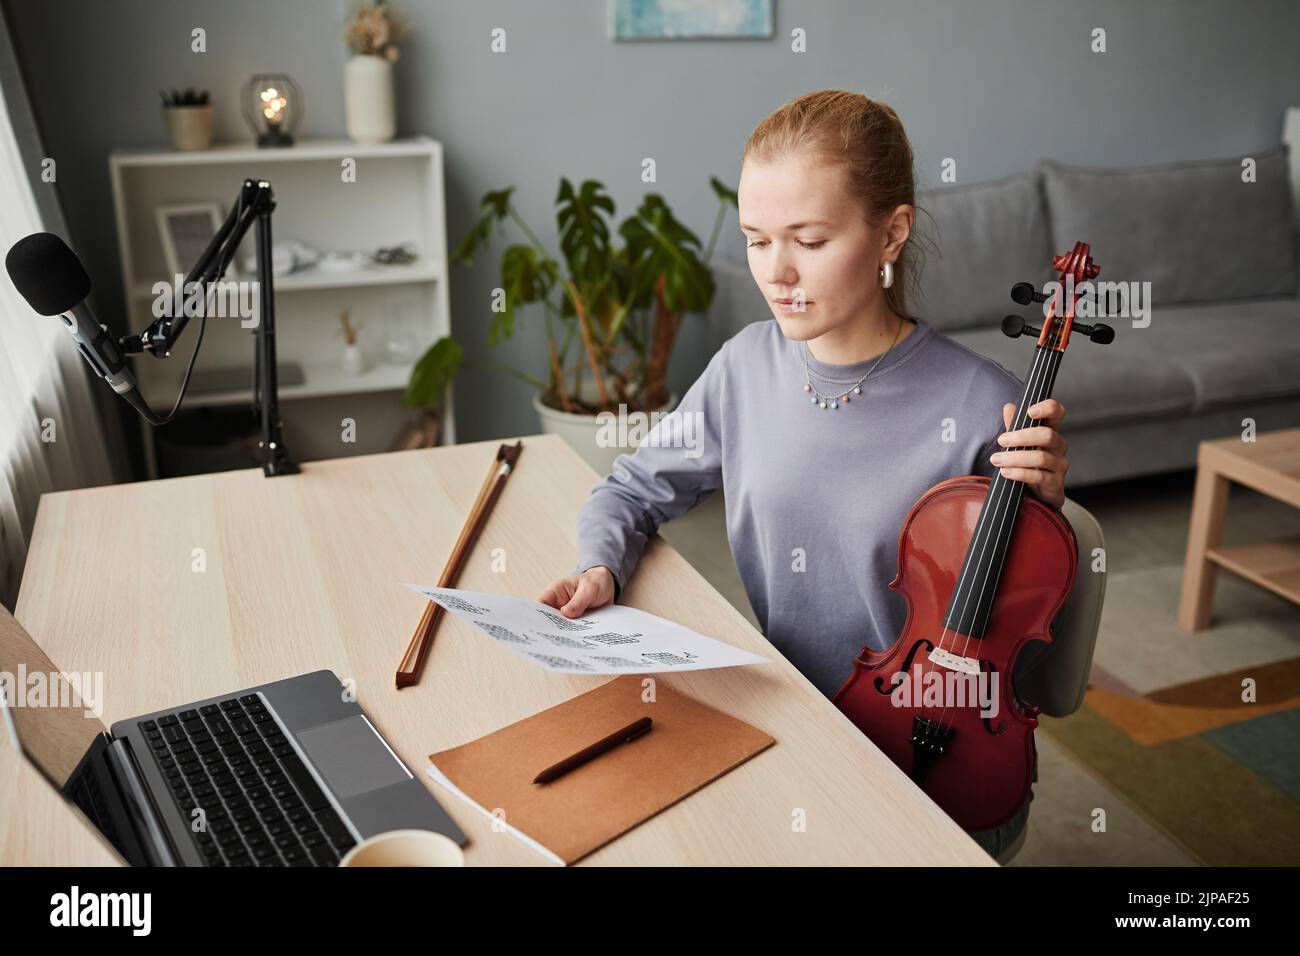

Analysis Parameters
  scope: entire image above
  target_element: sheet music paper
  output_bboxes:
[403,585,769,674]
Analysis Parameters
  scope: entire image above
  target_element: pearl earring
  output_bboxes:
[880,261,895,289]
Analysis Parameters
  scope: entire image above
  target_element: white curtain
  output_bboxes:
[0,72,115,609]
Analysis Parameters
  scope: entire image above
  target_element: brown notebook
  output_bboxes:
[427,675,775,865]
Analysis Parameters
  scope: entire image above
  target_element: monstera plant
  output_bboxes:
[404,175,737,427]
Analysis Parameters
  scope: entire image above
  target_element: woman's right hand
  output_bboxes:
[537,565,617,618]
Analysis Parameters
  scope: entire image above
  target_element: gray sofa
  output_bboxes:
[708,147,1300,487]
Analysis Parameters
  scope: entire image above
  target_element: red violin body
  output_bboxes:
[833,475,1076,832]
[834,241,1112,834]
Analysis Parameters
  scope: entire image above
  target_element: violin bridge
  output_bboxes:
[928,647,981,675]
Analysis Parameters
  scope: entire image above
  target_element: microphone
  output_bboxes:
[5,232,162,425]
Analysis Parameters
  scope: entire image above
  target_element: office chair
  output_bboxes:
[995,495,1107,864]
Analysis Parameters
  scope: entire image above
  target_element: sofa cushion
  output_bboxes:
[707,257,770,340]
[943,323,1196,430]
[1123,296,1300,411]
[914,171,1053,332]
[1041,148,1297,307]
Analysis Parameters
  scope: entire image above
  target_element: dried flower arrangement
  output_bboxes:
[344,1,407,62]
[338,309,362,345]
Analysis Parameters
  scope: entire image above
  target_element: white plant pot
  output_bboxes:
[342,342,366,375]
[533,382,679,479]
[344,54,396,144]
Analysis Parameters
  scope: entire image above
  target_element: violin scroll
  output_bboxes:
[1005,241,1116,351]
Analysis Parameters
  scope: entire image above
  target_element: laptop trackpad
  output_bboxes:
[295,716,411,800]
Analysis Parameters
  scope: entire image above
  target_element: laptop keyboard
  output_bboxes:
[140,694,357,867]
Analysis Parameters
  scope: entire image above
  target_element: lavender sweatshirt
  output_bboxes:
[572,317,1029,700]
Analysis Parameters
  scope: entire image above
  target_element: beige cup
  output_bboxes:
[339,829,465,867]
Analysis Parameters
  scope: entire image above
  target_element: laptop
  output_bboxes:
[0,606,465,866]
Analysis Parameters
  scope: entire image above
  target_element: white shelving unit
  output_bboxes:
[108,136,456,477]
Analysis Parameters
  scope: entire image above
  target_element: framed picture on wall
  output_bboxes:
[155,202,234,279]
[610,0,774,40]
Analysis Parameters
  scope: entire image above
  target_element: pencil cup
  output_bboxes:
[338,829,465,867]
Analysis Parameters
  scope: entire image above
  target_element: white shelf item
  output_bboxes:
[129,260,439,299]
[109,136,456,477]
[155,354,418,410]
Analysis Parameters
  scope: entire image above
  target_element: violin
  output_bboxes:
[832,241,1114,833]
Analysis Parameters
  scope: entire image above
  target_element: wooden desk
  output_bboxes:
[1,435,992,866]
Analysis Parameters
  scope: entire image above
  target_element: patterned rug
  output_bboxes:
[1037,657,1300,865]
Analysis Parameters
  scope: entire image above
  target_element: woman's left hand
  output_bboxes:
[991,400,1069,510]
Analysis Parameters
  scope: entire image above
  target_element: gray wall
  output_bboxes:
[5,0,1299,450]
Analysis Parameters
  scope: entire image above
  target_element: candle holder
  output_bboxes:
[243,73,301,147]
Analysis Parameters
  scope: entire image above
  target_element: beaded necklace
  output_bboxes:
[800,317,904,410]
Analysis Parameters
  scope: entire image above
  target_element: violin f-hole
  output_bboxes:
[873,638,933,696]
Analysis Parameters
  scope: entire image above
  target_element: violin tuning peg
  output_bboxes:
[1089,322,1114,345]
[1010,282,1048,306]
[1071,321,1114,345]
[1002,315,1043,339]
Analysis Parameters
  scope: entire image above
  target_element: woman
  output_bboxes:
[537,91,1069,857]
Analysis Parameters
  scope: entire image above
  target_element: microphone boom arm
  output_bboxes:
[118,178,297,477]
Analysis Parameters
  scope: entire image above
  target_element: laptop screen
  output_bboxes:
[0,606,107,788]
[0,605,126,864]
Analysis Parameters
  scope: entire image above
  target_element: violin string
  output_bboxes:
[924,342,1051,735]
[932,335,1063,739]
[955,345,1061,658]
[933,341,1049,657]
[942,346,1060,733]
[917,342,1045,729]
[970,347,1063,641]
[970,247,1085,650]
[921,339,1054,734]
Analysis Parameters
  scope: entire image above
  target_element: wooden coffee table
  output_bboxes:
[1179,427,1300,631]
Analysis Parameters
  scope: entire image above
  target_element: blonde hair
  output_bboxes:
[743,90,926,320]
